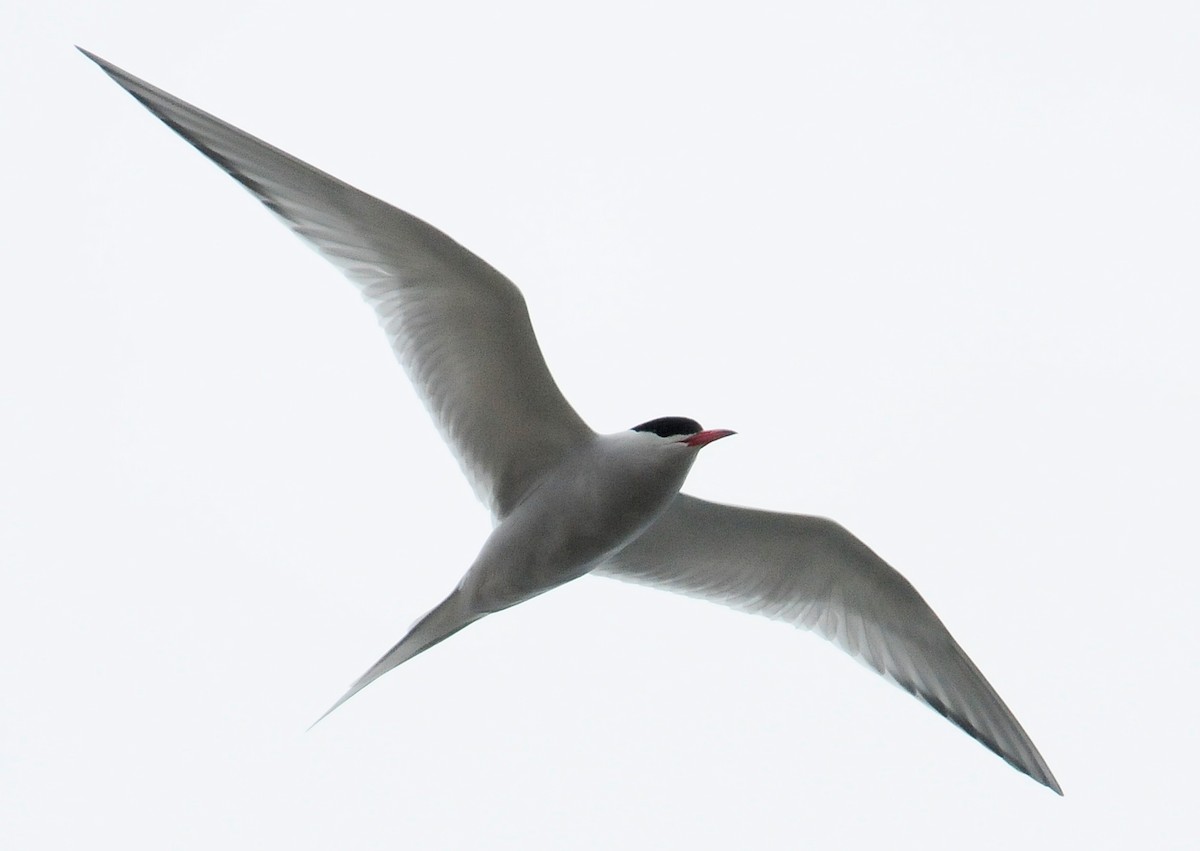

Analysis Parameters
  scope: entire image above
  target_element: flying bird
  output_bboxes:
[82,48,1060,794]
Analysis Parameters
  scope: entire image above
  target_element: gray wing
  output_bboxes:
[82,49,593,517]
[598,494,1062,794]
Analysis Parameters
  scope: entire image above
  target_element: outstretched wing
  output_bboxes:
[83,49,593,517]
[599,494,1061,793]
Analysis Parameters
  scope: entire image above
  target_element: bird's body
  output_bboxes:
[464,429,705,614]
[315,423,723,723]
[83,48,1061,794]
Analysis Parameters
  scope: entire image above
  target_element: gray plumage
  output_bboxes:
[82,48,1060,794]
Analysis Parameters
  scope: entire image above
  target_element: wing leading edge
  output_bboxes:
[82,48,592,517]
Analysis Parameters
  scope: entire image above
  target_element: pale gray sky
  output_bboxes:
[3,2,1198,847]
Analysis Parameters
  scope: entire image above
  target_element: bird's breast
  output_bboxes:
[459,447,692,614]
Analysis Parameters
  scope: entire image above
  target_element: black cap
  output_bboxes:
[631,417,702,438]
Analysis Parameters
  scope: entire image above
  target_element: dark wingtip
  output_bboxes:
[77,47,138,89]
[77,47,127,87]
[1045,772,1065,796]
[76,46,104,66]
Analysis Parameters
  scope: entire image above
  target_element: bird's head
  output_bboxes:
[630,417,736,449]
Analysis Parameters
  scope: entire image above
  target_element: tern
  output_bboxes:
[83,48,1060,794]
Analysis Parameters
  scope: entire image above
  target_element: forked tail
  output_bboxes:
[309,589,481,729]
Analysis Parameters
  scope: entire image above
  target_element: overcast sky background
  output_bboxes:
[3,1,1198,848]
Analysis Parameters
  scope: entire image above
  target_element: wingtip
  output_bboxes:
[307,675,376,732]
[1025,742,1063,796]
[305,707,334,733]
[306,692,352,732]
[1044,772,1064,797]
[77,48,151,94]
[77,47,131,87]
[76,45,106,67]
[1019,755,1062,795]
